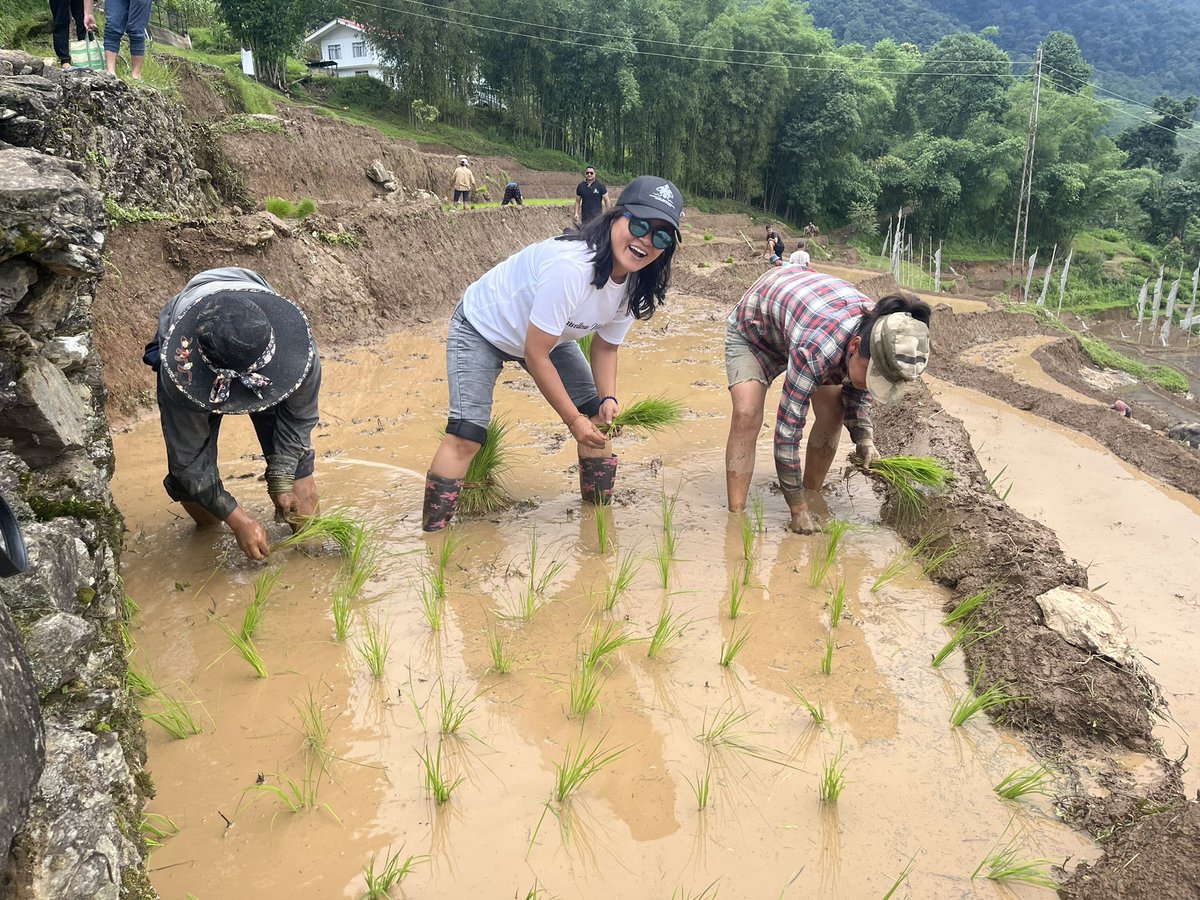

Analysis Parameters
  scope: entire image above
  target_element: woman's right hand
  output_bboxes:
[569,414,608,449]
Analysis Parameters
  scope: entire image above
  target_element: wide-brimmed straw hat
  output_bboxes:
[162,288,314,414]
[865,312,930,404]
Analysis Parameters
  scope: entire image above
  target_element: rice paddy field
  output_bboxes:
[112,290,1095,898]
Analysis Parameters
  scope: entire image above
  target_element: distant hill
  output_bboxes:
[807,0,1200,101]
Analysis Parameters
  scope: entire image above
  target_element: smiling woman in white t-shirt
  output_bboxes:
[421,175,685,531]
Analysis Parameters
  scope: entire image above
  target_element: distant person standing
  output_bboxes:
[83,0,152,79]
[764,226,785,266]
[450,158,476,211]
[50,0,87,70]
[788,241,811,269]
[575,166,609,224]
[804,222,820,239]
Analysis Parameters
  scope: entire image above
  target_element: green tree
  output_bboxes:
[217,0,314,89]
[1116,95,1199,173]
[895,32,1012,139]
[1041,31,1092,93]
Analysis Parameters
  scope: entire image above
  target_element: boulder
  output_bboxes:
[1036,585,1137,667]
[0,602,44,865]
[0,147,106,277]
[25,612,97,696]
[42,335,90,374]
[0,523,89,615]
[1167,421,1200,449]
[0,76,62,146]
[366,159,399,193]
[0,356,89,466]
[0,51,45,78]
[0,259,39,318]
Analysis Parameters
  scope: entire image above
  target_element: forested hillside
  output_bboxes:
[807,0,1200,100]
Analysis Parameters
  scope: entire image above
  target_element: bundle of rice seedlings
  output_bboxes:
[576,333,594,362]
[274,511,363,555]
[602,396,685,437]
[459,418,515,516]
[868,455,954,521]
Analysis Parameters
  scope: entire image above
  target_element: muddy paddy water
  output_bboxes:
[113,292,1091,898]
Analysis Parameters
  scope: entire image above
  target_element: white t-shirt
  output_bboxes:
[788,250,811,268]
[463,238,634,357]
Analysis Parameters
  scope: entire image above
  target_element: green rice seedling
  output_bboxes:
[417,741,464,804]
[971,831,1056,888]
[249,760,335,818]
[987,464,1013,501]
[827,580,845,627]
[719,624,750,668]
[604,396,686,437]
[728,572,746,620]
[696,705,753,746]
[274,511,362,554]
[437,680,476,736]
[126,664,159,698]
[527,527,567,597]
[240,567,280,641]
[740,513,755,562]
[818,742,848,803]
[341,527,379,598]
[651,539,671,588]
[882,855,917,899]
[507,585,540,622]
[660,486,680,558]
[671,881,721,900]
[576,332,594,361]
[870,552,911,592]
[459,418,514,515]
[488,629,513,673]
[124,593,140,619]
[911,531,959,576]
[569,657,606,718]
[331,586,353,641]
[356,614,390,680]
[139,812,179,848]
[144,691,202,739]
[748,491,765,533]
[951,670,1021,727]
[292,688,334,771]
[418,570,444,632]
[869,455,954,521]
[602,550,639,612]
[819,635,834,676]
[687,763,713,811]
[994,763,1055,800]
[217,619,268,678]
[362,846,424,899]
[942,585,998,626]
[808,517,852,587]
[552,732,626,802]
[931,621,1003,668]
[432,527,460,597]
[583,620,635,669]
[785,683,827,726]
[647,605,688,658]
[594,504,612,553]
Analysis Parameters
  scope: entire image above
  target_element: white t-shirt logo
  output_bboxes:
[651,184,676,209]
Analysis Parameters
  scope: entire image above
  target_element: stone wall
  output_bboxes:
[0,48,205,900]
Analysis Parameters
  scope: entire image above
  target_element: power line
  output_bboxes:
[1043,64,1198,127]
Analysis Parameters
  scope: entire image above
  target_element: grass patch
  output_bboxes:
[211,113,285,135]
[105,198,178,227]
[1079,336,1190,393]
[265,196,317,219]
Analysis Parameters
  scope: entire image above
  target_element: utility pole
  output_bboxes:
[1011,47,1043,293]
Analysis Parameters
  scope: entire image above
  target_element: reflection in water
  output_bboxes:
[112,294,1094,898]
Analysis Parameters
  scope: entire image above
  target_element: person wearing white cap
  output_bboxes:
[450,157,476,211]
[724,269,931,533]
[422,176,684,531]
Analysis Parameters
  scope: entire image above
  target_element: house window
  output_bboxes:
[327,43,341,60]
[352,41,366,57]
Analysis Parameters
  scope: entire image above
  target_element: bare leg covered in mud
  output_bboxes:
[725,380,767,513]
[786,384,844,533]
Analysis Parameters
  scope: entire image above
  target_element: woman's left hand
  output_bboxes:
[598,396,618,425]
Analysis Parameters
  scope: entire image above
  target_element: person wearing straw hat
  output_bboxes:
[724,268,931,533]
[450,157,476,211]
[147,268,321,560]
[422,175,684,531]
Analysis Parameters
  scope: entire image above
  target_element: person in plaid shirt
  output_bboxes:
[725,268,931,533]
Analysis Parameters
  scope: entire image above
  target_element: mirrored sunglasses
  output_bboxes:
[623,211,674,250]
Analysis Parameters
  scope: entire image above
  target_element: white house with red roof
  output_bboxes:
[305,18,387,82]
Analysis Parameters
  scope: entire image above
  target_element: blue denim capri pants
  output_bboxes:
[445,303,601,446]
[104,0,152,56]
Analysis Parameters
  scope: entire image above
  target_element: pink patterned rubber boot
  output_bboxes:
[578,455,618,505]
[422,471,464,532]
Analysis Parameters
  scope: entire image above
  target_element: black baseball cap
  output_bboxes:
[617,176,685,237]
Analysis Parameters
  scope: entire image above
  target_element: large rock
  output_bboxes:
[0,260,39,318]
[0,147,105,277]
[0,356,89,466]
[41,335,90,374]
[0,77,62,147]
[1168,421,1200,449]
[1036,585,1137,667]
[0,51,44,78]
[24,613,96,696]
[0,523,90,615]
[0,603,44,864]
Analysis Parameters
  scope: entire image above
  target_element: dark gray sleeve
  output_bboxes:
[157,378,238,521]
[265,355,321,486]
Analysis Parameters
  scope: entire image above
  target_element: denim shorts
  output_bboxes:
[725,320,770,388]
[445,303,601,445]
[454,190,471,202]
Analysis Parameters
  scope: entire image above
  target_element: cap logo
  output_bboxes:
[651,184,676,209]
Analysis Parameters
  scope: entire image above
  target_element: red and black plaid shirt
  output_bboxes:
[728,268,872,491]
